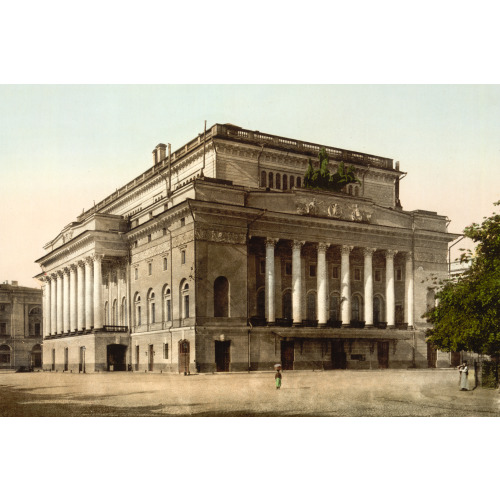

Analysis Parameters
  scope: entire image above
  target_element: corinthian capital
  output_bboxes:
[341,245,353,256]
[265,238,279,248]
[384,249,398,259]
[363,247,376,258]
[317,242,329,253]
[291,240,305,251]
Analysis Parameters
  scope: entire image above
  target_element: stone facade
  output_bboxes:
[35,123,459,373]
[0,281,43,370]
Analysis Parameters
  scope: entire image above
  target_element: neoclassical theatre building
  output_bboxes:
[35,123,458,373]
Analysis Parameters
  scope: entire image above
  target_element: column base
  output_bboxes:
[292,322,302,327]
[341,323,350,328]
[317,323,327,328]
[387,324,397,329]
[267,322,276,327]
[407,325,414,331]
[364,324,375,329]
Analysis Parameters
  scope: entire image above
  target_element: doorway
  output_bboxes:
[148,344,154,372]
[281,341,294,370]
[331,340,347,369]
[427,343,437,368]
[31,345,42,369]
[178,340,190,374]
[377,341,389,368]
[215,340,230,372]
[64,347,69,371]
[107,344,127,371]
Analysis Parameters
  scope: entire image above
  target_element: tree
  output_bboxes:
[303,148,360,192]
[425,201,500,356]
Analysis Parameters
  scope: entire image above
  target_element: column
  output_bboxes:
[117,266,122,325]
[108,268,112,325]
[69,264,77,332]
[406,252,414,329]
[50,274,57,335]
[385,249,397,328]
[265,238,277,324]
[340,245,352,326]
[317,243,328,326]
[42,279,49,337]
[292,241,304,325]
[57,271,64,333]
[85,257,94,329]
[63,268,70,333]
[77,261,85,331]
[93,254,103,330]
[363,247,376,328]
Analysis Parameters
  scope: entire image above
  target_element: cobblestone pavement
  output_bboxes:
[0,369,498,416]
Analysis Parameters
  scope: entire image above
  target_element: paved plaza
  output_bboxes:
[0,368,498,417]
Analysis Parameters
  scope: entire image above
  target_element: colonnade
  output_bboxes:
[41,254,106,335]
[264,239,414,329]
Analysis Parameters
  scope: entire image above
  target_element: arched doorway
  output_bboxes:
[31,345,42,368]
[107,344,127,371]
[178,340,190,374]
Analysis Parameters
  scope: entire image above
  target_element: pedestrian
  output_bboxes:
[275,368,282,390]
[459,361,469,391]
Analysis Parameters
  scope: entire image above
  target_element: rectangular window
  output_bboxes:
[332,266,339,279]
[134,268,138,280]
[134,240,138,248]
[0,323,7,335]
[354,268,362,281]
[259,259,265,274]
[137,306,141,326]
[180,217,185,227]
[148,262,152,275]
[285,262,292,276]
[166,300,171,322]
[375,269,382,282]
[163,257,168,271]
[181,250,186,264]
[164,343,169,359]
[396,267,403,281]
[0,304,5,312]
[148,234,152,243]
[151,303,155,324]
[309,265,316,277]
[135,345,139,370]
[163,228,167,236]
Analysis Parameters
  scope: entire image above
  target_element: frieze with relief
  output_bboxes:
[414,252,447,264]
[295,198,373,223]
[195,228,246,245]
[131,241,171,264]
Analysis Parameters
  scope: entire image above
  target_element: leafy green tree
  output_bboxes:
[303,148,360,192]
[425,201,500,356]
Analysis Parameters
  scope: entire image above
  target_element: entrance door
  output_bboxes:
[427,343,437,368]
[281,341,294,370]
[178,340,190,374]
[377,341,389,369]
[331,340,347,369]
[215,341,230,372]
[148,344,154,372]
[31,345,42,369]
[451,351,461,367]
[107,344,127,371]
[64,348,69,371]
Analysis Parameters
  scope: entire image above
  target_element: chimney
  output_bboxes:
[156,144,167,162]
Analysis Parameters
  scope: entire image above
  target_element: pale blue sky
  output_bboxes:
[1,84,499,286]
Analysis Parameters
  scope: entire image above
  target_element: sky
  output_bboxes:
[1,84,499,287]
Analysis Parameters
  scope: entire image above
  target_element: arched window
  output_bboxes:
[134,293,141,327]
[282,290,292,320]
[373,296,383,324]
[112,299,118,325]
[214,276,229,317]
[181,282,190,319]
[29,306,42,336]
[276,173,281,190]
[296,177,301,188]
[256,288,265,318]
[0,345,11,364]
[121,297,127,325]
[148,290,156,325]
[268,172,274,189]
[289,176,295,189]
[352,295,361,322]
[163,285,171,323]
[283,174,288,190]
[329,294,340,321]
[261,171,267,187]
[306,292,316,321]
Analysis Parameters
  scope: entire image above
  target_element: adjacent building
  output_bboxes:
[35,123,458,373]
[0,281,43,370]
